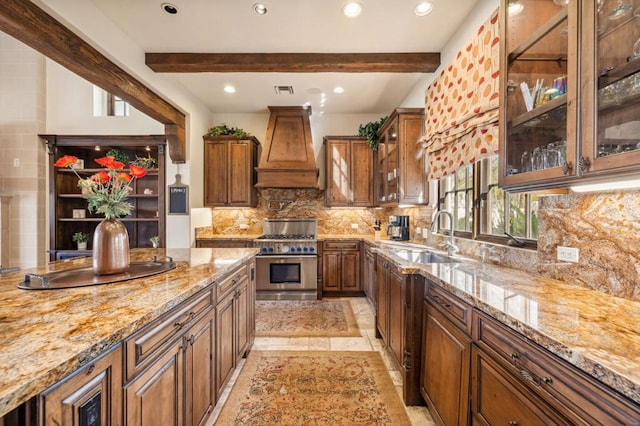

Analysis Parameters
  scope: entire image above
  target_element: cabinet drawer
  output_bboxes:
[426,282,472,335]
[124,289,213,381]
[196,239,251,248]
[323,240,360,251]
[216,264,248,300]
[473,310,640,424]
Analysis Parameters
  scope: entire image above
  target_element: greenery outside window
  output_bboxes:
[437,155,538,247]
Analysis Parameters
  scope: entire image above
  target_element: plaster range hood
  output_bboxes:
[255,106,319,188]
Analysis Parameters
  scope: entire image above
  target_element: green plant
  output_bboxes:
[105,148,129,164]
[149,235,160,246]
[131,155,157,169]
[72,232,89,243]
[358,116,388,150]
[206,124,250,137]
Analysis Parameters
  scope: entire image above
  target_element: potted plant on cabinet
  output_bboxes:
[358,116,387,150]
[72,232,89,250]
[150,235,160,248]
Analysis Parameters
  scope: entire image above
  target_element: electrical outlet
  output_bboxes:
[557,246,579,263]
[351,223,358,229]
[422,228,429,238]
[13,158,19,168]
[239,223,249,229]
[415,226,422,234]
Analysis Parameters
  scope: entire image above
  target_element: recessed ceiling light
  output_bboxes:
[343,2,363,18]
[333,86,345,94]
[223,85,236,94]
[161,3,178,14]
[508,0,524,15]
[414,2,433,16]
[253,3,268,15]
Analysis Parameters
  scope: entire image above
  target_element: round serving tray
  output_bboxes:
[17,257,176,290]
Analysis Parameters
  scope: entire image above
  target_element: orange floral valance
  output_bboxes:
[422,10,500,180]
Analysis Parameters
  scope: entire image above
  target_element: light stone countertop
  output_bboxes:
[373,244,640,406]
[0,247,258,417]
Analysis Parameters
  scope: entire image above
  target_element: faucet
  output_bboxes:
[430,210,459,257]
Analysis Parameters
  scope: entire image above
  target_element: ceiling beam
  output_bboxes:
[0,0,186,163]
[145,52,441,73]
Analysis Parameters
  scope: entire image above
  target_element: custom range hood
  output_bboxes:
[255,106,319,188]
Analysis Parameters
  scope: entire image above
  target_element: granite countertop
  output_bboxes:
[0,247,259,417]
[373,244,640,406]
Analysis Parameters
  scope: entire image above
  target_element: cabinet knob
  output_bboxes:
[578,156,591,173]
[509,421,518,426]
[561,161,573,175]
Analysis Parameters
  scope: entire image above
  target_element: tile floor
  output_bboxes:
[207,297,436,425]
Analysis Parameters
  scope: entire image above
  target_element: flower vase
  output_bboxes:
[93,218,130,275]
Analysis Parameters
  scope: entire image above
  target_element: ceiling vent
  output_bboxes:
[274,85,294,95]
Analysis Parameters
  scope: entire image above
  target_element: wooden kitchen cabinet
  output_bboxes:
[420,282,471,425]
[195,238,253,248]
[376,255,425,406]
[39,345,123,426]
[215,264,250,398]
[324,136,374,207]
[321,240,362,295]
[124,287,215,426]
[203,136,259,207]
[499,0,640,191]
[472,309,640,425]
[363,243,377,307]
[41,134,166,261]
[376,108,427,206]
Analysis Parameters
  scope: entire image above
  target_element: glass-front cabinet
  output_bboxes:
[499,0,577,190]
[499,0,640,190]
[582,0,640,176]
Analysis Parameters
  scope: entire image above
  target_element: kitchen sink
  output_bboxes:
[391,249,460,264]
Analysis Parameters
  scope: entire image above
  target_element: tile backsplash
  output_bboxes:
[199,188,640,302]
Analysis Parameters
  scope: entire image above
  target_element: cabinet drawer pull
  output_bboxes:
[510,353,552,387]
[432,295,451,308]
[86,364,95,375]
[174,311,196,329]
[509,421,518,426]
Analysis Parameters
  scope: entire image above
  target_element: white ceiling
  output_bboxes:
[88,0,482,114]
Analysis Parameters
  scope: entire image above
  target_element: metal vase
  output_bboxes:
[93,218,130,275]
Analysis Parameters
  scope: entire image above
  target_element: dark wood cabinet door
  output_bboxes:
[471,346,570,426]
[364,248,376,306]
[203,140,228,207]
[388,268,405,369]
[322,251,341,292]
[325,140,351,206]
[228,141,253,206]
[350,140,374,206]
[341,250,361,291]
[184,311,215,426]
[40,346,123,426]
[421,301,471,426]
[235,279,249,362]
[125,339,184,426]
[375,259,389,342]
[215,291,236,399]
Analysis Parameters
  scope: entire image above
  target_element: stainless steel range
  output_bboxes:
[254,218,318,300]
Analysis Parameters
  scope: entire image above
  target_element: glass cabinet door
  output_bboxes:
[582,0,640,174]
[386,123,399,202]
[499,0,578,189]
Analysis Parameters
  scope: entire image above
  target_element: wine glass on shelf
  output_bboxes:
[608,0,633,20]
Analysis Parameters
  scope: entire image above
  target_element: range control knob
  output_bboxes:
[303,247,309,252]
[296,247,302,252]
[268,247,274,252]
[281,246,290,253]
[261,247,268,252]
[309,247,315,252]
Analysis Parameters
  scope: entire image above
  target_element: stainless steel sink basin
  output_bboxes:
[391,249,460,264]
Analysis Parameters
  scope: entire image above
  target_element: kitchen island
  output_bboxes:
[0,247,258,422]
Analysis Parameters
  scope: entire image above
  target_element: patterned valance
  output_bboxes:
[422,10,500,180]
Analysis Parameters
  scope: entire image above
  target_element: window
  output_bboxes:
[437,155,538,246]
[93,85,130,117]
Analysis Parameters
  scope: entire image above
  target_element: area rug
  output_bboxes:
[215,351,411,425]
[255,300,360,337]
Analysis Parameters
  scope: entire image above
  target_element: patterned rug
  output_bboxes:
[215,351,411,425]
[255,300,360,337]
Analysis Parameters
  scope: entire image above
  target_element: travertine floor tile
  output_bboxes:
[207,297,435,426]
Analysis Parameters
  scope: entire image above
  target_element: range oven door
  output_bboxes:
[255,255,318,300]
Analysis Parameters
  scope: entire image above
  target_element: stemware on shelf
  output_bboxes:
[608,0,633,20]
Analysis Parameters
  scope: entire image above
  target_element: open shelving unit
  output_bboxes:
[41,134,166,261]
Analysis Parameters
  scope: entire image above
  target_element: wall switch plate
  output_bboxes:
[422,228,429,238]
[13,158,19,167]
[557,246,579,263]
[415,226,422,234]
[351,223,358,229]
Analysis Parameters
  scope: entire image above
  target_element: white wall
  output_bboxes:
[36,0,213,248]
[401,0,499,107]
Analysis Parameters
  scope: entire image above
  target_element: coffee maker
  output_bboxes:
[388,215,410,241]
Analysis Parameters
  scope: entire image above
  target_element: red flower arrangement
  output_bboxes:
[54,155,147,219]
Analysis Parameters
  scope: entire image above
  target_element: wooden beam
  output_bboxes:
[145,52,441,73]
[0,0,186,162]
